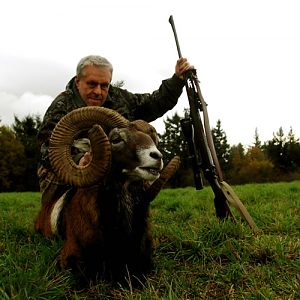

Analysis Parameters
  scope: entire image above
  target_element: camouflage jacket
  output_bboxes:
[38,74,184,171]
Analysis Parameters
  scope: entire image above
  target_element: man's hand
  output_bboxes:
[175,58,194,80]
[79,152,92,166]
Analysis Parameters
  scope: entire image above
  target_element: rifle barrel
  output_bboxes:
[168,15,182,58]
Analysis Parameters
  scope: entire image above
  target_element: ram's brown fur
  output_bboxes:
[34,107,180,283]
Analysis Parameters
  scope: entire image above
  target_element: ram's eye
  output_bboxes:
[110,136,124,145]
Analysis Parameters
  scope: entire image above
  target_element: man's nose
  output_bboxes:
[93,84,102,95]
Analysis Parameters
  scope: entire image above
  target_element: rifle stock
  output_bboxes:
[169,16,258,232]
[180,118,203,190]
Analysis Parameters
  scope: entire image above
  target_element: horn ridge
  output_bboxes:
[49,107,128,187]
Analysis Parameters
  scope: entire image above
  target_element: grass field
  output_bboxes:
[0,181,299,299]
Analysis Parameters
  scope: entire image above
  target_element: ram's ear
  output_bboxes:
[144,156,181,201]
[49,107,129,187]
[129,120,159,145]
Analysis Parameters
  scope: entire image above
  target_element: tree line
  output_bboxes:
[0,115,41,192]
[158,112,300,188]
[1,113,300,191]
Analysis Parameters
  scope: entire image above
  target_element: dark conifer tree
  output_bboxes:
[211,119,230,175]
[12,115,41,191]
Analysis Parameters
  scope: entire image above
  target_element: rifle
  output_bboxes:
[169,15,258,232]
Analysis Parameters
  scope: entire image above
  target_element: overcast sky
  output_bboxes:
[1,0,299,146]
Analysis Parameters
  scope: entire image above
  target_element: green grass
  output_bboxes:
[0,182,299,299]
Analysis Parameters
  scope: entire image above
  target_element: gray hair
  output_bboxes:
[76,55,113,77]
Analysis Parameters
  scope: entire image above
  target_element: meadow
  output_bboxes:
[0,181,299,299]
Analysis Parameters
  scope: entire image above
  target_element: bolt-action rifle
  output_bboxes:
[169,15,258,232]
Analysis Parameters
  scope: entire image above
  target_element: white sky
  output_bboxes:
[0,0,299,146]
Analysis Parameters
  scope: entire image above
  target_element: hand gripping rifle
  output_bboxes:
[169,16,258,232]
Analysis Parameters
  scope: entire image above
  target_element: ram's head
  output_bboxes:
[49,107,163,187]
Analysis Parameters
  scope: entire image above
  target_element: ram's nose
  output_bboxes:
[150,150,163,171]
[150,150,163,160]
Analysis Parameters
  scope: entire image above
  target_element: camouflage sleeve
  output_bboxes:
[37,93,71,169]
[112,74,185,122]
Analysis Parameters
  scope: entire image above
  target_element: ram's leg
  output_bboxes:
[136,232,154,274]
[59,188,102,277]
[35,192,72,237]
[59,238,82,271]
[34,203,55,237]
[34,176,70,237]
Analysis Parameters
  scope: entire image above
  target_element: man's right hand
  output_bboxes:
[175,57,194,80]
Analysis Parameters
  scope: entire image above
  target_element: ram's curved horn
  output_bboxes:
[144,156,181,202]
[49,107,130,187]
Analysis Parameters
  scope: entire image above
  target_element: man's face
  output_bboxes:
[75,65,112,106]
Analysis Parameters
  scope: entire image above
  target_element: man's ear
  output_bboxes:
[75,76,80,88]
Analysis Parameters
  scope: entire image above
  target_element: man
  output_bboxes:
[35,55,192,234]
